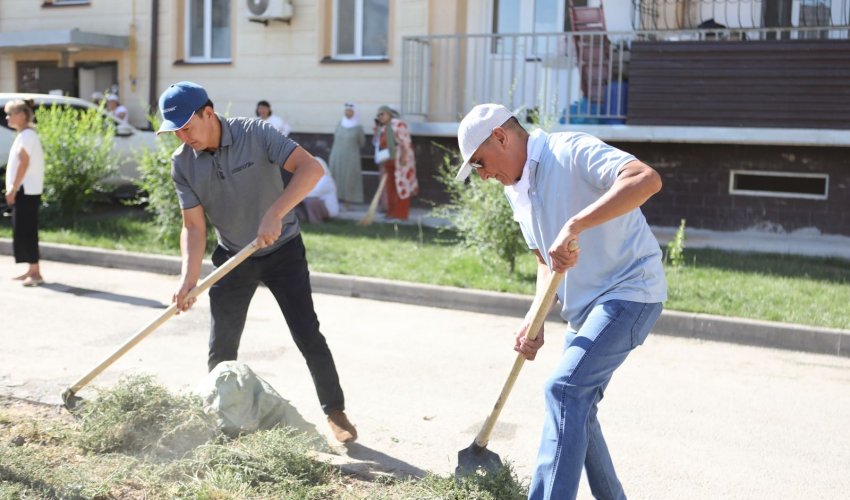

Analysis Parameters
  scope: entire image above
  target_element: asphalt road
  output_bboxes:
[1,258,848,499]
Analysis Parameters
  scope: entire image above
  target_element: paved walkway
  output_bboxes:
[336,203,850,261]
[1,258,848,499]
[2,207,849,357]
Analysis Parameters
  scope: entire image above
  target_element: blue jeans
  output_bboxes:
[208,234,345,415]
[528,299,663,500]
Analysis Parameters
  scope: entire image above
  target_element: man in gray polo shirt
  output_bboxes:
[156,81,357,443]
[456,104,666,500]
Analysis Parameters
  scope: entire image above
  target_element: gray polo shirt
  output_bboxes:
[171,114,300,256]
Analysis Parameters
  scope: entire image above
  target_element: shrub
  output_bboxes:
[35,103,117,224]
[433,145,527,273]
[134,112,183,244]
[665,218,687,269]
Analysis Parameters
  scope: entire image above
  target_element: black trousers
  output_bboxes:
[208,234,345,415]
[11,187,40,264]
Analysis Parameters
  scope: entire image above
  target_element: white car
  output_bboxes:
[0,92,156,197]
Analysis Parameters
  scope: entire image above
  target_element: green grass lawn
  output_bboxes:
[1,207,848,329]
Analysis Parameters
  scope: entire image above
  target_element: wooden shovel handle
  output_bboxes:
[63,239,260,398]
[473,239,577,447]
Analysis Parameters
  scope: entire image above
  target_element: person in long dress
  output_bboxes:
[373,105,418,220]
[327,103,365,207]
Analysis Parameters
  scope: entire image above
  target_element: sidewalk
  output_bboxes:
[336,203,850,260]
[2,221,848,357]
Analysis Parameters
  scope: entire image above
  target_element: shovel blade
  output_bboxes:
[61,388,82,411]
[456,442,503,476]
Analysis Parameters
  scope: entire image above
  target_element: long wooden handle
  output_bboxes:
[473,240,577,447]
[357,172,389,226]
[64,240,260,397]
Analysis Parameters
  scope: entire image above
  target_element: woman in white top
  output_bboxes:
[256,100,291,137]
[106,94,129,122]
[4,99,45,286]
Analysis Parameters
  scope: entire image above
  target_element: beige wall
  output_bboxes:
[0,0,153,128]
[0,0,473,133]
[157,0,433,134]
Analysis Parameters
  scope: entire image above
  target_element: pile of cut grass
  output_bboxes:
[0,377,528,499]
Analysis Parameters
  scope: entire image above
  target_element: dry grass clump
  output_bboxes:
[365,464,528,500]
[2,379,529,499]
[74,374,219,457]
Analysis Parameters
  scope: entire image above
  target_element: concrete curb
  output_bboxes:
[2,238,847,357]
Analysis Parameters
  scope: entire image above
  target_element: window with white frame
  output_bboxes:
[186,0,232,62]
[333,0,389,60]
[491,0,572,55]
[729,170,829,200]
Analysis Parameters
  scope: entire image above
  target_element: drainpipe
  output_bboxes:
[148,0,160,129]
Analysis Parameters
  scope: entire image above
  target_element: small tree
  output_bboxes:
[433,145,527,273]
[134,113,183,245]
[433,104,549,274]
[36,104,117,225]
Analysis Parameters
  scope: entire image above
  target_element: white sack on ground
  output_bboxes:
[195,360,326,447]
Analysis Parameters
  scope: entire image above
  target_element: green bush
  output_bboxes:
[665,218,687,269]
[134,113,184,245]
[433,145,527,273]
[35,104,117,224]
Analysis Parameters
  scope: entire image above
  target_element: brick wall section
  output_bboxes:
[292,132,850,236]
[626,142,850,236]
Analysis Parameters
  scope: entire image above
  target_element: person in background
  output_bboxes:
[373,105,418,220]
[4,99,45,287]
[157,81,357,443]
[296,157,339,224]
[455,103,666,500]
[256,100,291,137]
[328,103,365,208]
[106,94,128,122]
[91,91,104,108]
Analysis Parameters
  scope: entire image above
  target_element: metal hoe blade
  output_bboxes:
[456,442,503,476]
[61,388,83,411]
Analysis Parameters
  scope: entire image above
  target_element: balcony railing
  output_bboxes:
[631,0,850,31]
[401,26,850,124]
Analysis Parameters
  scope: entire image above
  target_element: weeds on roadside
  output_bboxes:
[374,464,528,500]
[665,219,687,269]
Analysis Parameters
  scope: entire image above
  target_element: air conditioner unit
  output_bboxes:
[246,0,293,24]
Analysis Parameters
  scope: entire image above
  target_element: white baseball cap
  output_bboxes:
[456,103,513,181]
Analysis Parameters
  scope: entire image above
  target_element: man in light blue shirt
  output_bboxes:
[457,104,667,500]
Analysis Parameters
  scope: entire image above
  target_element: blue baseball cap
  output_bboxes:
[156,81,209,135]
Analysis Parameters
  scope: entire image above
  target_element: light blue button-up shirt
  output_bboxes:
[505,130,667,327]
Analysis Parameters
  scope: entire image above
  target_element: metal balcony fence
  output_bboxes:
[631,0,850,31]
[401,25,850,124]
